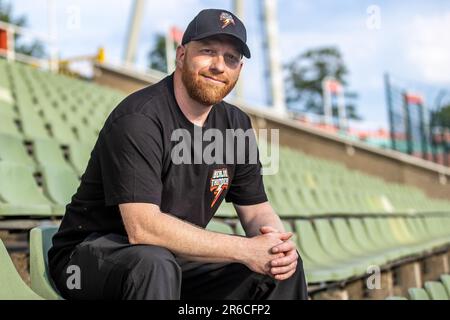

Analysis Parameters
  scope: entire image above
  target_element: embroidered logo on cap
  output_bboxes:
[219,12,235,29]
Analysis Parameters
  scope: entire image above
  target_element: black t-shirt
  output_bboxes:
[49,74,267,267]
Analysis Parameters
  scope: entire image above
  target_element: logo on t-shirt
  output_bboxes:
[210,168,229,208]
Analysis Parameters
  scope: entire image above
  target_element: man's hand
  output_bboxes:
[260,226,299,281]
[243,231,292,276]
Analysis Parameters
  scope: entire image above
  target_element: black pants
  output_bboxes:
[50,233,308,300]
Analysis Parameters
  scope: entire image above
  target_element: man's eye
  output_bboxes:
[226,54,239,64]
[201,49,213,54]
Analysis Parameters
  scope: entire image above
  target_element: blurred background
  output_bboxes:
[1,0,450,163]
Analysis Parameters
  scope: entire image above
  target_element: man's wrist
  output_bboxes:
[229,235,251,264]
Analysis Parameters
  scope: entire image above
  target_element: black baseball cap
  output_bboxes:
[182,9,251,59]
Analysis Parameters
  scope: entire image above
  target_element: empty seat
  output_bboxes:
[30,225,63,299]
[0,162,53,216]
[68,142,92,176]
[206,219,234,234]
[440,274,450,297]
[294,220,358,283]
[385,296,407,300]
[48,119,78,145]
[424,281,449,300]
[313,219,384,272]
[20,112,51,140]
[0,133,35,168]
[40,165,79,216]
[0,239,43,299]
[215,201,237,218]
[0,100,16,117]
[408,287,430,300]
[33,138,72,170]
[0,114,22,137]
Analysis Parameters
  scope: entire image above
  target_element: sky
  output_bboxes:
[4,0,450,130]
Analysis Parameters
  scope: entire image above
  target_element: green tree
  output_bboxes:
[284,46,361,120]
[148,33,167,73]
[0,0,45,58]
[433,104,450,128]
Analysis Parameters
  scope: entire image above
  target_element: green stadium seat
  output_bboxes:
[0,162,53,216]
[32,138,72,170]
[0,100,16,117]
[73,123,98,145]
[48,119,79,145]
[233,220,246,236]
[0,114,22,137]
[30,225,63,299]
[0,239,43,299]
[0,133,35,168]
[215,201,237,218]
[385,296,407,300]
[206,219,234,234]
[314,219,385,272]
[408,288,430,300]
[424,281,449,300]
[294,220,358,283]
[68,142,92,176]
[20,112,51,140]
[440,275,450,297]
[40,165,79,216]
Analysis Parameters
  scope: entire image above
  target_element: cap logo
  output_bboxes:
[219,12,235,29]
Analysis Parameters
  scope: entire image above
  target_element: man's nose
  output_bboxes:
[210,55,226,73]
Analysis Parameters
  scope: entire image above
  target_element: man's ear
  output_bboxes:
[176,45,186,69]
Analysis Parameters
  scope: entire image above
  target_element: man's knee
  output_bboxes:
[123,245,182,299]
[127,245,181,277]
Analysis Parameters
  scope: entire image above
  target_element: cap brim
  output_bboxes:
[190,31,251,59]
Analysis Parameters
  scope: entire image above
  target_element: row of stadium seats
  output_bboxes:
[0,161,79,216]
[0,58,123,147]
[207,217,450,284]
[1,140,449,219]
[387,274,450,300]
[0,133,91,176]
[1,216,449,300]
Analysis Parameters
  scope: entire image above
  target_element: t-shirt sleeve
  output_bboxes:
[98,113,163,207]
[225,115,268,206]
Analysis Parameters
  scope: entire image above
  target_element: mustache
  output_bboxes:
[199,73,230,85]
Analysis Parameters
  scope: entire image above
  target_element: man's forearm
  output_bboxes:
[242,209,285,237]
[122,204,250,264]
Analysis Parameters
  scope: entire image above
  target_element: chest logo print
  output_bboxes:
[210,168,229,208]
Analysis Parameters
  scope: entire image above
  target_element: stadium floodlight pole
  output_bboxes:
[322,76,333,126]
[47,0,58,72]
[402,91,413,156]
[233,0,245,103]
[337,83,346,131]
[418,100,428,161]
[165,31,175,73]
[262,0,287,117]
[384,73,396,151]
[434,90,450,166]
[123,0,146,67]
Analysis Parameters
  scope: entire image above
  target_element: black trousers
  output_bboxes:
[50,233,308,300]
